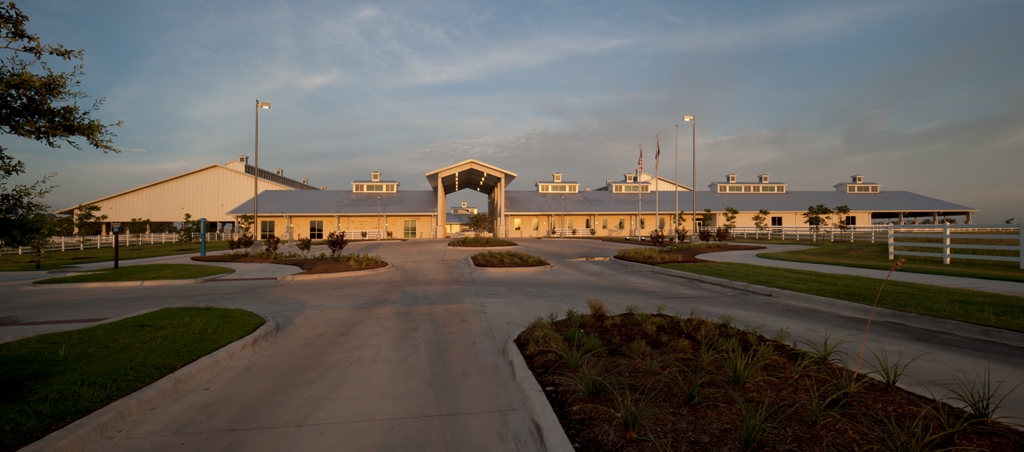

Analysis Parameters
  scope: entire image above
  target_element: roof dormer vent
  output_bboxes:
[553,172,562,183]
[461,201,467,208]
[759,174,770,183]
[853,174,863,184]
[275,168,283,176]
[320,185,326,191]
[727,174,736,183]
[585,187,590,191]
[301,178,308,185]
[238,155,248,164]
[626,173,635,183]
[371,171,381,182]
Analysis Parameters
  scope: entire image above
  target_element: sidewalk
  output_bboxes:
[704,244,1024,297]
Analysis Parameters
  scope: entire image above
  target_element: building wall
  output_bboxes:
[263,215,435,240]
[75,166,291,223]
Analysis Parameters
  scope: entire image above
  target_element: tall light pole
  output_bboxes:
[560,195,565,238]
[684,115,696,244]
[254,100,270,241]
[675,124,679,242]
[377,194,381,241]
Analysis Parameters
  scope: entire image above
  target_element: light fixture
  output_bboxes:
[259,102,271,109]
[683,115,694,122]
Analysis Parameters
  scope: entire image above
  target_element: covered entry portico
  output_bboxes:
[426,160,517,238]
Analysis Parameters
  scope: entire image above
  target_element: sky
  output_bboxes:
[3,0,1023,223]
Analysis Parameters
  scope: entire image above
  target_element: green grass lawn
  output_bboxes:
[661,261,1024,333]
[0,241,231,272]
[731,240,1024,283]
[34,264,233,284]
[0,307,265,452]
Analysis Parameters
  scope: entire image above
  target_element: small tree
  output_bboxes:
[723,207,739,232]
[73,204,106,257]
[649,228,667,247]
[468,213,491,237]
[590,228,596,237]
[698,228,714,244]
[178,213,199,250]
[701,208,715,229]
[235,214,254,237]
[296,237,313,258]
[803,204,831,241]
[752,209,770,232]
[325,231,348,256]
[263,235,281,257]
[23,212,56,269]
[128,217,150,250]
[833,205,851,237]
[714,226,730,242]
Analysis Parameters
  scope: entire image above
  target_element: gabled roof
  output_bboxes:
[54,164,295,214]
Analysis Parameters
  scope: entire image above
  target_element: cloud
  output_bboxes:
[120,147,148,154]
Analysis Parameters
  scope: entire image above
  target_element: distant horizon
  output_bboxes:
[3,1,1021,223]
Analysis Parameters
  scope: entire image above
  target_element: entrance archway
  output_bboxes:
[425,160,517,238]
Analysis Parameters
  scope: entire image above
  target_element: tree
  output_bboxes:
[833,205,851,238]
[325,231,348,256]
[674,225,689,243]
[235,214,254,236]
[803,204,831,241]
[752,209,770,232]
[701,208,715,229]
[1,3,120,255]
[24,211,55,268]
[73,203,105,257]
[128,217,150,250]
[723,207,739,231]
[468,213,491,236]
[178,213,198,250]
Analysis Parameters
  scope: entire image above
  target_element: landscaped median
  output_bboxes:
[193,251,387,274]
[471,250,550,269]
[615,243,764,264]
[0,307,266,452]
[514,301,1024,451]
[32,264,233,285]
[448,237,517,247]
[0,242,231,272]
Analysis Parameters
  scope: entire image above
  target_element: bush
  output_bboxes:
[698,228,714,243]
[715,226,730,242]
[449,237,516,247]
[325,231,348,255]
[675,226,689,242]
[649,229,667,247]
[262,236,281,256]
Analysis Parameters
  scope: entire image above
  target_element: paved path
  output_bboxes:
[703,243,1024,297]
[2,239,1024,450]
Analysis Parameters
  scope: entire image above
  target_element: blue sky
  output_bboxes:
[4,0,1023,222]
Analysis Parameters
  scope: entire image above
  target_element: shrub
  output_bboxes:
[262,236,281,256]
[649,228,667,247]
[675,226,689,242]
[698,228,714,243]
[325,231,348,255]
[714,226,730,242]
[587,299,610,317]
[449,237,516,247]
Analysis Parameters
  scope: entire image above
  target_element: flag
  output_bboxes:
[638,144,643,175]
[655,135,660,171]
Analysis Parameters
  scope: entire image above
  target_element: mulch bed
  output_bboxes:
[191,255,387,274]
[516,312,1024,451]
[615,244,765,264]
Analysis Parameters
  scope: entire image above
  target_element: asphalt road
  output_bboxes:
[3,239,1023,451]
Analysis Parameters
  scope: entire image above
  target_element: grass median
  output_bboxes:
[733,240,1024,283]
[471,250,549,267]
[448,237,517,247]
[0,241,231,272]
[660,261,1024,333]
[34,264,233,284]
[0,307,265,452]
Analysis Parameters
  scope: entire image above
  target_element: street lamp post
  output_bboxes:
[377,195,381,241]
[675,124,679,242]
[254,100,270,242]
[560,195,565,238]
[684,115,696,245]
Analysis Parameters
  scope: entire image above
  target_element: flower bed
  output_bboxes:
[471,250,548,267]
[516,303,1024,451]
[449,237,517,247]
[615,244,763,265]
[192,252,386,274]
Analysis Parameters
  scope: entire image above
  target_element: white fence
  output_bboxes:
[887,223,1023,268]
[728,225,891,243]
[0,232,239,256]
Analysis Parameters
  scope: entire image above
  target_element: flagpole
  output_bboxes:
[655,135,660,237]
[675,124,679,242]
[638,144,642,237]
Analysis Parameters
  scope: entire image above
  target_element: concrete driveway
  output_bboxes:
[2,239,1023,451]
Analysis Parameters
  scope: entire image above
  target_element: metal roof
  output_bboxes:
[227,189,976,217]
[447,213,472,224]
[226,190,437,215]
[505,190,976,214]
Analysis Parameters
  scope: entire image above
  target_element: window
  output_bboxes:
[640,218,646,229]
[659,217,665,229]
[541,185,549,192]
[728,185,743,192]
[771,217,783,226]
[614,186,622,193]
[623,185,639,192]
[871,186,879,193]
[585,218,591,229]
[618,218,625,229]
[744,186,752,192]
[602,218,608,229]
[309,220,324,239]
[845,216,856,226]
[719,185,727,192]
[567,218,574,229]
[532,219,539,231]
[260,220,275,239]
[354,184,364,192]
[751,186,760,192]
[514,218,521,230]
[403,220,417,239]
[762,186,776,192]
[641,186,650,193]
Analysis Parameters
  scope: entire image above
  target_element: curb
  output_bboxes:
[23,273,226,290]
[466,255,555,273]
[610,257,1024,349]
[276,262,394,280]
[20,313,279,452]
[503,330,575,452]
